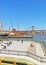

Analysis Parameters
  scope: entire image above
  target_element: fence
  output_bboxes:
[0,49,46,62]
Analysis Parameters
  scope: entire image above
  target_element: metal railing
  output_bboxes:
[0,49,46,62]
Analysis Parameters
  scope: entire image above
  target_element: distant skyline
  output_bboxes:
[0,0,46,30]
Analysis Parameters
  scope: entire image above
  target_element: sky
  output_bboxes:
[0,0,46,30]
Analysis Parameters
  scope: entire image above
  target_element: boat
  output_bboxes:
[0,33,8,36]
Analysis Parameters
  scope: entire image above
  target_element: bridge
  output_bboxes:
[0,26,46,35]
[13,26,46,34]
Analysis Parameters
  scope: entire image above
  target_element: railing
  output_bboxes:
[0,49,46,62]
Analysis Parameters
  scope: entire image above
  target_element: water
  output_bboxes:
[7,34,46,50]
[34,34,46,50]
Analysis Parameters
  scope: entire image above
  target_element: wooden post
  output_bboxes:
[0,58,2,65]
[14,59,16,65]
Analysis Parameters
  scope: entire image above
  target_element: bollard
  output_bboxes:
[14,59,16,65]
[0,58,2,65]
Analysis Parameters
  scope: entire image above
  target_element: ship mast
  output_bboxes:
[9,18,13,30]
[0,22,3,32]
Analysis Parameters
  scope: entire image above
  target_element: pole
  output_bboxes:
[14,59,16,65]
[0,58,2,65]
